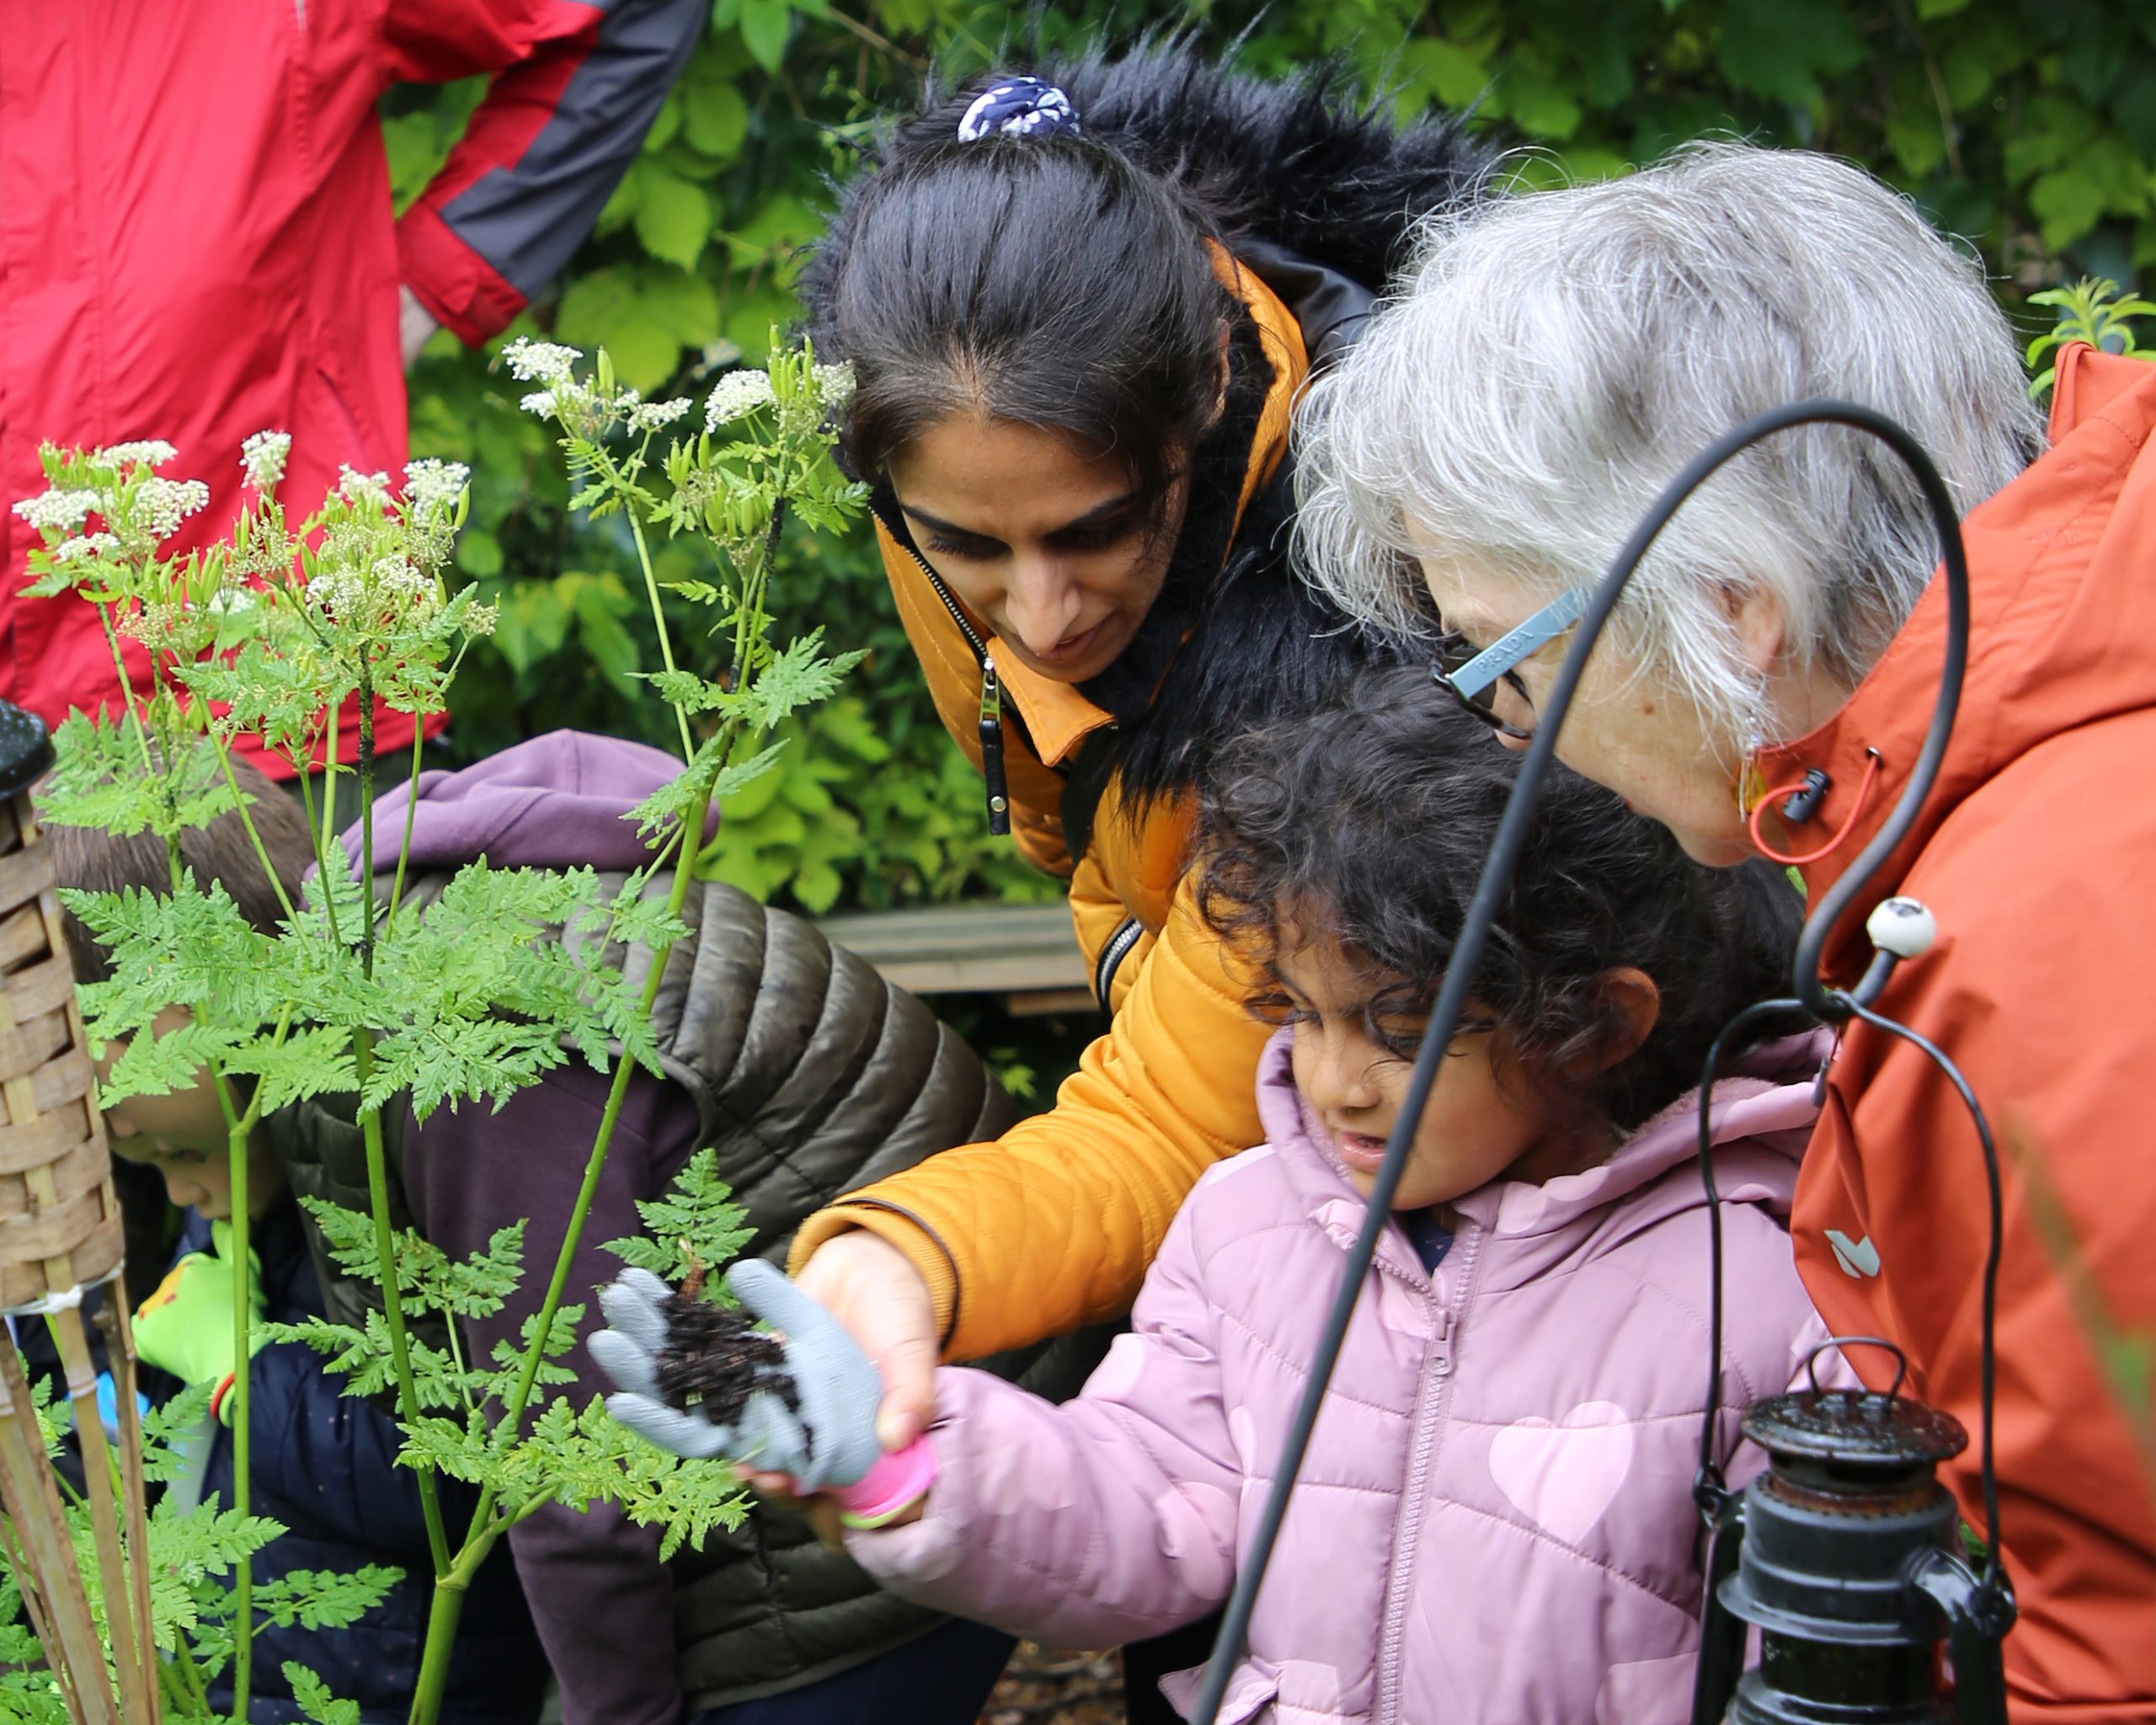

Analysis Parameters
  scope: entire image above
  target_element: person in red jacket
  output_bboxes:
[0,0,703,776]
[1297,143,2156,1718]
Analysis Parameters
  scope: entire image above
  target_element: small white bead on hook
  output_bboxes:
[1866,896,1937,960]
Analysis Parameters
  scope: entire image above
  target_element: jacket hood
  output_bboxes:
[1252,1027,1826,1283]
[798,37,1490,340]
[1759,345,2156,972]
[1035,36,1490,301]
[339,729,711,876]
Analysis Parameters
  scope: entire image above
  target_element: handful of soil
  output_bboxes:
[653,1288,808,1439]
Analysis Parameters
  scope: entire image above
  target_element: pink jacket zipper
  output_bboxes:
[1374,1220,1482,1725]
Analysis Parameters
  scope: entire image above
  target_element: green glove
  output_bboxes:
[134,1220,265,1426]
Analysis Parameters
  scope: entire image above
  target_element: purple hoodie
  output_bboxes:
[848,1030,1848,1724]
[354,732,708,1725]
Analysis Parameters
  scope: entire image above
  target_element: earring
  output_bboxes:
[1733,716,1770,817]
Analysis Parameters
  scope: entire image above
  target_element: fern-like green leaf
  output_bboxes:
[601,1148,753,1290]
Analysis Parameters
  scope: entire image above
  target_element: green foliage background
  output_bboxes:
[389,0,2156,918]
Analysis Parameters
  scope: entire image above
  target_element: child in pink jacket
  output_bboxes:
[595,668,1843,1724]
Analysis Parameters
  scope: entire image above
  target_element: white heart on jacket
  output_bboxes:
[1487,1400,1636,1546]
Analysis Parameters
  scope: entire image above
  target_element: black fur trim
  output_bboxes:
[1037,35,1492,298]
[1102,473,1420,836]
[799,33,1493,337]
[1072,303,1418,828]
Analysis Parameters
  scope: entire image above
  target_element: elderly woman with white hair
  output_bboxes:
[1297,142,2156,1716]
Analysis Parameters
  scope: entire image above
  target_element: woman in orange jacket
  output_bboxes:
[783,44,1484,1448]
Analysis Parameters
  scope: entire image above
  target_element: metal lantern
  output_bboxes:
[1692,1351,2015,1725]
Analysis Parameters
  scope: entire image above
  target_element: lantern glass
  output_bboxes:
[1756,1632,1944,1708]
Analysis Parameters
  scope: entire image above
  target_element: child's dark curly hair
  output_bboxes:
[1196,665,1805,1131]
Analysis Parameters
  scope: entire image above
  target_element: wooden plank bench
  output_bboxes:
[814,901,1098,1016]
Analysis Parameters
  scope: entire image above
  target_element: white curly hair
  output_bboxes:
[1294,142,2043,748]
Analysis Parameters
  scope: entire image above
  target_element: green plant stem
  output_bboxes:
[408,766,718,1725]
[404,1499,517,1725]
[352,666,453,1579]
[627,507,695,760]
[156,1653,190,1715]
[173,1632,210,1714]
[225,1106,253,1720]
[293,761,348,952]
[93,600,158,779]
[150,781,262,1723]
[384,727,427,937]
[318,702,342,862]
[360,675,377,969]
[409,1577,470,1723]
[355,1032,453,1579]
[478,766,715,1464]
[215,1007,284,1725]
[208,727,299,922]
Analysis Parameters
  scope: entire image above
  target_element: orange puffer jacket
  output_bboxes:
[1756,343,2156,1718]
[787,252,1306,1355]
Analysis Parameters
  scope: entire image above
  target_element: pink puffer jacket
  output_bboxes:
[847,1031,1842,1724]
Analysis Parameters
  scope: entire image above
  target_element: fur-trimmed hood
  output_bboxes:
[1025,37,1489,301]
[798,35,1491,341]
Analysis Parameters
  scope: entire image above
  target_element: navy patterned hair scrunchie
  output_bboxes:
[957,76,1082,142]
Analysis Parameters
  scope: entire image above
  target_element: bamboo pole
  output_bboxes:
[95,1300,159,1712]
[0,1343,113,1725]
[50,1311,153,1723]
[0,711,158,1724]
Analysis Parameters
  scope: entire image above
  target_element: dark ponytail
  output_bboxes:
[813,124,1232,509]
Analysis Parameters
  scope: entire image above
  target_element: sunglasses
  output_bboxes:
[1431,586,1593,741]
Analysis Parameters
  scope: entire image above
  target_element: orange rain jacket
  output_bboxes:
[787,253,1307,1356]
[1755,344,2156,1718]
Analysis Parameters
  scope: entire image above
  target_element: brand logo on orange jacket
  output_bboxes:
[1825,1229,1881,1279]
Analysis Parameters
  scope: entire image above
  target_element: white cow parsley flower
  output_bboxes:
[54,531,120,564]
[131,478,211,540]
[96,440,178,470]
[500,339,582,387]
[403,459,470,510]
[241,430,292,492]
[629,398,692,433]
[519,390,559,418]
[307,569,361,617]
[812,362,857,412]
[705,370,776,430]
[371,556,434,599]
[12,489,100,534]
[337,467,392,505]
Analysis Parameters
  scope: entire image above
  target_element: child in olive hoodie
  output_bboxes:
[55,783,541,1725]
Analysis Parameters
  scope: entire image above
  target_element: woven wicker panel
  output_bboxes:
[0,796,122,1310]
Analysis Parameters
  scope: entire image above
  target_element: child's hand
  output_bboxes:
[592,1262,884,1487]
[594,1263,940,1527]
[133,1224,267,1425]
[792,1230,941,1451]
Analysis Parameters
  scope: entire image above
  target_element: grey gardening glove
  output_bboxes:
[590,1262,885,1490]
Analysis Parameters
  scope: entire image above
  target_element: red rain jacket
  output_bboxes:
[0,0,700,772]
[1759,344,2156,1718]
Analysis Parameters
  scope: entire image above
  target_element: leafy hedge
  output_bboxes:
[391,0,2156,916]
